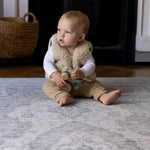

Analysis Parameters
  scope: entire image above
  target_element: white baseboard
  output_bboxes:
[135,51,150,62]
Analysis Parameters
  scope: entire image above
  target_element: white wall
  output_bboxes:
[19,0,28,17]
[142,0,150,36]
[3,0,17,17]
[3,0,28,17]
[135,0,150,62]
[136,0,150,52]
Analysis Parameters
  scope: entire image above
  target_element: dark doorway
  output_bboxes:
[29,0,138,65]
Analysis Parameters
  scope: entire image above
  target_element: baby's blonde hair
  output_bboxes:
[59,10,90,35]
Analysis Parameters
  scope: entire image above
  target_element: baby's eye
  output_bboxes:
[65,31,71,34]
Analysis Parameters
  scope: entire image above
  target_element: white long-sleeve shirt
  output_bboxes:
[43,46,95,78]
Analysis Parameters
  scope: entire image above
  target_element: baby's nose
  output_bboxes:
[60,31,65,37]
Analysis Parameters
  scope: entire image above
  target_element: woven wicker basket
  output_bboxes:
[0,12,39,59]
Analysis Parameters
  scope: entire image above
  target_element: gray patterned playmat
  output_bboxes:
[0,78,150,150]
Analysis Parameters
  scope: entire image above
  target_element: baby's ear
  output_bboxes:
[78,33,86,42]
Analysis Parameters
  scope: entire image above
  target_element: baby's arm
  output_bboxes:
[81,54,95,77]
[71,69,84,80]
[43,46,66,89]
[51,71,67,89]
[43,46,57,78]
[71,53,95,79]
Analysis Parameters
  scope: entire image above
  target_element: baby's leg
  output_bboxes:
[76,80,121,105]
[59,95,75,107]
[99,90,121,105]
[43,79,72,104]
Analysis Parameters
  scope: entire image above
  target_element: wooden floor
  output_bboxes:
[0,65,150,77]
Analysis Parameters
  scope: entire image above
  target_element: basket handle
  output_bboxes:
[23,12,38,23]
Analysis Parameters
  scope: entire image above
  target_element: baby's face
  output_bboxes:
[56,18,84,50]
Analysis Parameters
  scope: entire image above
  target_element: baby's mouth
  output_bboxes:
[59,39,64,43]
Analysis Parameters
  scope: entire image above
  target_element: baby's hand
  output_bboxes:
[51,72,66,89]
[71,69,84,80]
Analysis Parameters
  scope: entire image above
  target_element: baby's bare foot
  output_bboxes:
[59,95,75,107]
[100,90,121,105]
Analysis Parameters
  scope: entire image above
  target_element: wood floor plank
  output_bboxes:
[0,65,150,77]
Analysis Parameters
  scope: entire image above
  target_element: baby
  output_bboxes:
[43,10,121,106]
